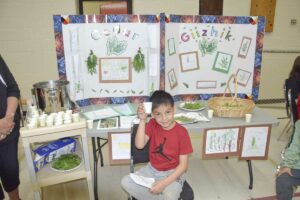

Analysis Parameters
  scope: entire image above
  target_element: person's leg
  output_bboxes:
[121,174,158,200]
[121,164,159,200]
[149,164,184,200]
[161,180,182,200]
[276,169,300,200]
[8,187,19,200]
[0,138,20,200]
[0,184,4,200]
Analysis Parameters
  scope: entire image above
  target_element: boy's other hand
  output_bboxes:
[277,167,293,177]
[150,180,166,194]
[137,103,148,121]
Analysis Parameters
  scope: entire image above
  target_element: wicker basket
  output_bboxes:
[207,74,255,118]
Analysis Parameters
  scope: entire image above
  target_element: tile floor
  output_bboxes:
[11,104,300,200]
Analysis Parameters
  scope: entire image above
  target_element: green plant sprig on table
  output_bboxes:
[183,102,204,110]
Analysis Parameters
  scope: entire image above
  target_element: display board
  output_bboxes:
[53,14,265,106]
[53,14,161,106]
[165,15,258,98]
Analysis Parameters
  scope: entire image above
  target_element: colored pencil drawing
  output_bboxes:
[99,57,132,83]
[202,127,240,159]
[239,125,271,160]
[212,51,233,74]
[167,38,176,56]
[167,68,178,89]
[236,69,252,87]
[179,51,200,72]
[238,36,252,58]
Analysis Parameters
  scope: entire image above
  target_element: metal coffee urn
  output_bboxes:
[32,80,73,114]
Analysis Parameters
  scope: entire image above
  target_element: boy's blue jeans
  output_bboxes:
[276,169,300,200]
[121,163,185,200]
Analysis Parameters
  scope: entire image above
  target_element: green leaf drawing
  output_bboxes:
[75,82,81,93]
[182,82,189,88]
[220,82,226,87]
[219,57,229,69]
[199,38,218,56]
[106,36,127,56]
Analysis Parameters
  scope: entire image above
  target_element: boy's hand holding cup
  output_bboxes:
[137,102,152,121]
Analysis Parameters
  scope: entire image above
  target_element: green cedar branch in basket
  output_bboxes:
[208,74,255,118]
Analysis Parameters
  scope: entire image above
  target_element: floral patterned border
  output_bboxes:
[53,14,264,106]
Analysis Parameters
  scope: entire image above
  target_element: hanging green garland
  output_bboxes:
[86,50,97,75]
[133,48,145,73]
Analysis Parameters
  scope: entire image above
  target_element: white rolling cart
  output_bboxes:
[20,120,94,200]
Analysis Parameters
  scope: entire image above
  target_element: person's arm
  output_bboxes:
[135,103,149,149]
[5,96,18,122]
[150,154,189,194]
[0,55,20,136]
[277,121,300,176]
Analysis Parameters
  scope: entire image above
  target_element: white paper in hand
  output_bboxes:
[129,173,155,188]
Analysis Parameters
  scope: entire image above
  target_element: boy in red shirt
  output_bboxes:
[121,90,193,200]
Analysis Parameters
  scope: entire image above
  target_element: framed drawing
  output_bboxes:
[97,117,119,130]
[196,81,217,89]
[167,38,176,56]
[236,69,252,87]
[238,36,252,58]
[202,127,241,159]
[212,51,233,74]
[167,68,178,89]
[99,57,132,83]
[108,132,131,165]
[239,124,272,160]
[179,51,200,72]
[79,0,133,15]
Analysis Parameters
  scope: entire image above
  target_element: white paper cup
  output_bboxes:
[143,102,152,114]
[207,109,214,119]
[72,113,80,123]
[87,119,94,129]
[245,113,252,123]
[39,118,46,127]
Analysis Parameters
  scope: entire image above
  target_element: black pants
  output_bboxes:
[0,183,4,199]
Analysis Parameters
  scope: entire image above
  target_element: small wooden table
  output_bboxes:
[20,120,94,200]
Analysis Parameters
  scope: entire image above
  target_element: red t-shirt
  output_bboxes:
[145,118,193,171]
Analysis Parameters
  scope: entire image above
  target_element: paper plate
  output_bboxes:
[178,102,206,112]
[50,154,82,173]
